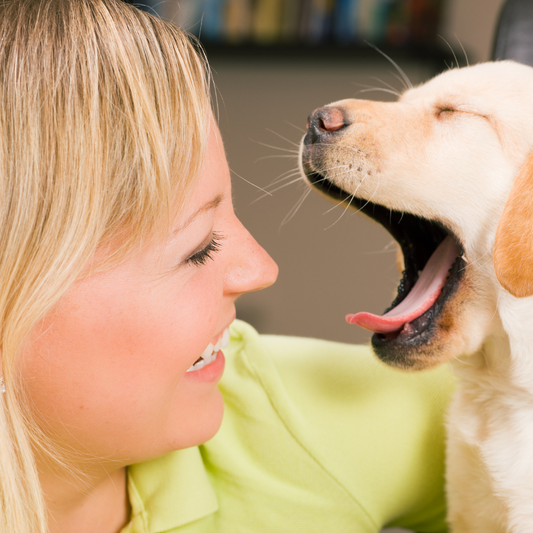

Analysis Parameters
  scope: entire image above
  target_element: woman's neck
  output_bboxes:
[42,465,130,533]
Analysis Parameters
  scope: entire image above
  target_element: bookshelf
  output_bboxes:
[201,42,454,74]
[135,0,451,67]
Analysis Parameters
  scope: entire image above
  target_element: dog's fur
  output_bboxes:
[299,61,533,532]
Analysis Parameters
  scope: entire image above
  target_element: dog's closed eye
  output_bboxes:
[435,105,457,118]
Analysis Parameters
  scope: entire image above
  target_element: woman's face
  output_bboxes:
[20,122,278,465]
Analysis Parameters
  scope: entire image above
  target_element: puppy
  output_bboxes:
[299,60,533,532]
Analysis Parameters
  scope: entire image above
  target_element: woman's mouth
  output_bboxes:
[186,328,231,373]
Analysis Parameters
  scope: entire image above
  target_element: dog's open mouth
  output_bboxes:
[306,171,466,348]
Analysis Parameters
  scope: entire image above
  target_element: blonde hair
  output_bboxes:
[0,1,210,531]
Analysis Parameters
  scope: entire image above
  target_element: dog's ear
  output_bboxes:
[494,154,533,297]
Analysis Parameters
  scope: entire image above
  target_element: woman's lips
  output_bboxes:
[186,328,231,373]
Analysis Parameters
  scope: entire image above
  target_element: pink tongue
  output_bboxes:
[346,236,459,334]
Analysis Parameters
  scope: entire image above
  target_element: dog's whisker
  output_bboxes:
[281,188,312,227]
[323,194,356,230]
[322,195,350,215]
[230,168,272,196]
[308,176,336,191]
[305,141,362,154]
[253,140,300,154]
[455,34,470,67]
[369,76,403,95]
[477,257,494,271]
[460,250,491,271]
[267,169,302,186]
[312,165,351,182]
[490,289,503,324]
[353,175,381,217]
[383,239,397,251]
[265,128,300,148]
[255,154,299,162]
[250,173,304,204]
[262,174,300,192]
[453,354,474,366]
[263,176,305,196]
[389,71,412,92]
[317,163,350,174]
[319,162,354,174]
[311,141,373,160]
[358,87,403,98]
[352,81,402,99]
[360,240,398,255]
[321,171,370,217]
[285,120,306,134]
[365,41,413,89]
[438,34,460,69]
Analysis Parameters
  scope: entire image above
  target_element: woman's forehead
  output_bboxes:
[174,121,230,222]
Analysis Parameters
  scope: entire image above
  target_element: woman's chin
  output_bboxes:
[170,377,225,450]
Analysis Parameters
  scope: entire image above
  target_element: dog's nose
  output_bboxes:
[305,106,348,145]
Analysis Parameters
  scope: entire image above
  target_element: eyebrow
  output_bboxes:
[173,193,225,234]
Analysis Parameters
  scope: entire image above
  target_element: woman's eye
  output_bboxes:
[185,232,224,267]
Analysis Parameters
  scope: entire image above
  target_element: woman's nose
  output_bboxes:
[224,219,278,297]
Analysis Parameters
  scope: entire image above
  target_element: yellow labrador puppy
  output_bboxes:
[299,60,533,532]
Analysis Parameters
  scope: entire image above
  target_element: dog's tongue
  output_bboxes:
[346,236,459,334]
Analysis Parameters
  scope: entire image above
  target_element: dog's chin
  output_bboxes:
[305,169,471,371]
[373,275,478,371]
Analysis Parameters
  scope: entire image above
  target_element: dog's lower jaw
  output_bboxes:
[447,311,533,533]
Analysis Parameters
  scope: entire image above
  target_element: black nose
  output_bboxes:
[305,106,348,145]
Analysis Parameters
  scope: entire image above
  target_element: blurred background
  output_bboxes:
[139,0,506,345]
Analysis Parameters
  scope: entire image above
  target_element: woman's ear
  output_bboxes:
[494,154,533,297]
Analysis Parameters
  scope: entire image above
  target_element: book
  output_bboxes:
[253,0,284,43]
[150,0,446,48]
[358,0,379,41]
[281,0,301,42]
[307,0,334,44]
[297,0,313,42]
[202,0,226,41]
[333,0,359,43]
[226,0,253,42]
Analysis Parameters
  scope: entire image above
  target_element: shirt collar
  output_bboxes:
[127,446,218,533]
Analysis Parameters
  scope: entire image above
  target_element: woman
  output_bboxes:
[0,1,454,532]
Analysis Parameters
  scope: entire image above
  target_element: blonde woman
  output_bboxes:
[0,1,454,532]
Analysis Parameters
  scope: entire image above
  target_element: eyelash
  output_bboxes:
[185,232,224,267]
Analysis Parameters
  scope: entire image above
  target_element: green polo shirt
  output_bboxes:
[122,320,455,533]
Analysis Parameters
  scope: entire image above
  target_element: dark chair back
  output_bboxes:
[492,0,533,66]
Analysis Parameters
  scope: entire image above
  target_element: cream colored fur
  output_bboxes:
[300,60,533,532]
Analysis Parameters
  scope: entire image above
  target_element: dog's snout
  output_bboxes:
[305,106,348,145]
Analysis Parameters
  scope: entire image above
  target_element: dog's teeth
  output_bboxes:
[461,254,468,263]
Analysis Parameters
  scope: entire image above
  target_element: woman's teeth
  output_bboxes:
[186,328,230,372]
